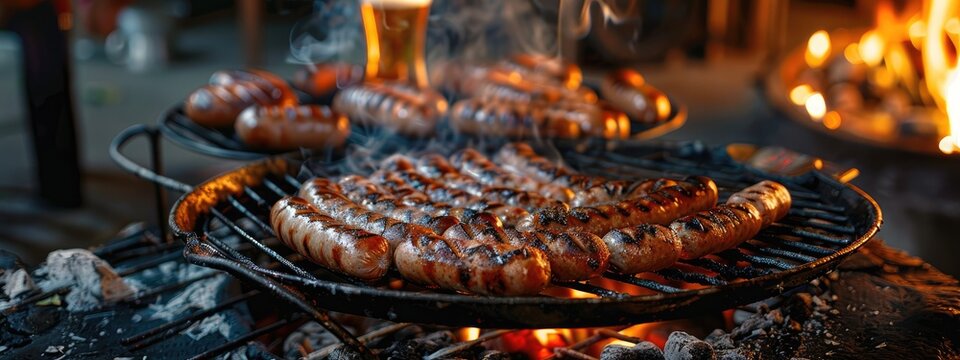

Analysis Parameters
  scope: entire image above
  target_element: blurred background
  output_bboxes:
[1,0,958,278]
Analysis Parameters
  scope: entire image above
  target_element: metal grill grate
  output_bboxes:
[170,141,880,333]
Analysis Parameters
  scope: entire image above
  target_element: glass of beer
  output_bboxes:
[360,0,431,88]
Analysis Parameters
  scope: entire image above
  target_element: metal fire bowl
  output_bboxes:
[170,149,880,328]
[763,29,945,156]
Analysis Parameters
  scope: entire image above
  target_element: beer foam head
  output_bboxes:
[362,0,431,9]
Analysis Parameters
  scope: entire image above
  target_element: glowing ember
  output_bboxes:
[859,30,886,67]
[805,30,832,68]
[823,111,842,130]
[460,327,481,341]
[789,84,814,105]
[805,92,827,121]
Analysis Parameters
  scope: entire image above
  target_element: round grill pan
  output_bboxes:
[170,143,881,328]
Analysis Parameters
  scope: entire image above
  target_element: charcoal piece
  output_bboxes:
[663,332,715,360]
[715,350,746,360]
[0,250,26,271]
[326,346,365,360]
[704,330,734,350]
[479,350,512,360]
[5,306,60,335]
[382,330,456,360]
[601,342,665,360]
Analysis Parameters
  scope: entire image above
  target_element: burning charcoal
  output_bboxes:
[325,346,365,360]
[715,350,746,360]
[600,342,665,360]
[663,332,715,360]
[704,330,734,350]
[479,350,513,360]
[382,330,457,360]
[284,322,349,359]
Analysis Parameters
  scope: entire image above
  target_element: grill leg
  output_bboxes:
[6,1,83,208]
[147,127,169,242]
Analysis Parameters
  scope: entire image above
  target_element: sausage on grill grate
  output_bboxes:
[602,224,681,274]
[332,82,447,137]
[517,176,719,236]
[235,105,349,150]
[299,178,552,296]
[671,202,763,260]
[270,196,391,281]
[725,180,792,226]
[451,148,574,203]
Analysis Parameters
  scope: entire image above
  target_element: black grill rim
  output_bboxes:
[170,155,881,328]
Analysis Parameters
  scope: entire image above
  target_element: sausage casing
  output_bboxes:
[270,196,390,281]
[235,105,350,150]
[671,203,763,260]
[602,224,680,274]
[185,82,284,128]
[725,180,791,227]
[600,69,672,124]
[518,176,719,236]
[332,82,448,136]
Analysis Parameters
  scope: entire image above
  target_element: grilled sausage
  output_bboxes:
[293,63,364,98]
[600,69,672,124]
[442,212,609,281]
[671,203,763,260]
[451,148,574,203]
[300,178,551,295]
[332,82,448,136]
[472,69,598,105]
[449,97,628,140]
[270,196,390,281]
[392,230,551,296]
[235,105,350,150]
[495,142,653,205]
[725,180,792,227]
[209,69,297,106]
[337,175,460,234]
[517,176,720,236]
[504,53,583,90]
[184,82,286,128]
[602,224,680,274]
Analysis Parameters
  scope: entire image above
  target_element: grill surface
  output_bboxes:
[170,141,880,329]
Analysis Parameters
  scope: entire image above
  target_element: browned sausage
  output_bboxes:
[441,213,609,281]
[235,105,350,150]
[602,224,680,274]
[495,142,651,206]
[299,178,551,295]
[504,53,583,90]
[725,180,792,227]
[451,148,574,203]
[184,82,284,128]
[337,175,460,234]
[332,82,448,136]
[449,97,629,140]
[600,69,672,124]
[292,63,364,98]
[269,196,390,281]
[209,69,297,106]
[517,176,720,236]
[670,203,763,260]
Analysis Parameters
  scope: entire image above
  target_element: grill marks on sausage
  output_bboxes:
[269,196,391,281]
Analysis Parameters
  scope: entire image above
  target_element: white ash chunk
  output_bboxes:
[35,249,137,311]
[2,268,37,300]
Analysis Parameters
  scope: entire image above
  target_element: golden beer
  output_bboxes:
[360,0,431,88]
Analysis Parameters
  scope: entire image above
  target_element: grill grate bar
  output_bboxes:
[767,224,851,245]
[781,218,856,234]
[721,250,795,270]
[791,199,846,213]
[656,268,726,286]
[170,113,239,149]
[787,208,849,222]
[208,206,319,282]
[125,272,222,305]
[122,290,260,348]
[115,251,183,277]
[559,281,628,298]
[285,174,303,188]
[603,272,682,293]
[186,316,298,360]
[261,178,291,199]
[740,242,817,263]
[754,234,834,256]
[305,323,414,360]
[680,258,768,279]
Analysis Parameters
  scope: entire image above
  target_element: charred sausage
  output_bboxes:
[670,203,763,260]
[184,82,285,128]
[451,148,574,203]
[270,196,391,281]
[449,98,628,140]
[517,176,719,236]
[337,175,460,234]
[601,224,680,274]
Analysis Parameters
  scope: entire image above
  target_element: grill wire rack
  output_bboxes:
[110,125,880,359]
